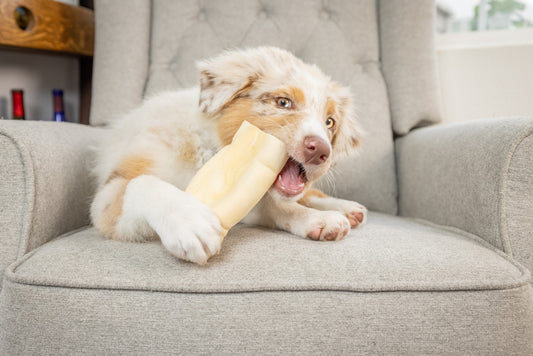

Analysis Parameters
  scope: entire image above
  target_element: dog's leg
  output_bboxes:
[298,189,367,228]
[244,193,353,241]
[91,174,222,265]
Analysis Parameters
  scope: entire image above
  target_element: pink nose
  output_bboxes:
[303,136,330,165]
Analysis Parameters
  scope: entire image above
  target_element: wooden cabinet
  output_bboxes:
[0,0,94,56]
[0,0,94,124]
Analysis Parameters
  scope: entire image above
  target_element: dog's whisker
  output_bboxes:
[324,169,337,195]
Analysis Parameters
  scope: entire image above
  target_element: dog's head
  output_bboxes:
[197,47,363,199]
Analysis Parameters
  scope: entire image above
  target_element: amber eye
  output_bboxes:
[276,97,292,109]
[326,117,336,129]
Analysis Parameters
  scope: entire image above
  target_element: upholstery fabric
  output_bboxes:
[0,130,24,288]
[396,117,533,271]
[1,213,532,355]
[90,0,151,127]
[91,0,399,214]
[0,121,103,286]
[379,0,442,135]
[2,282,532,355]
[7,213,528,293]
[505,132,533,274]
[144,0,380,94]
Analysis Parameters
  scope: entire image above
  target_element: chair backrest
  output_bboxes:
[90,0,441,215]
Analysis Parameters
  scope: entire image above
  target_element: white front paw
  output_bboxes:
[301,211,351,241]
[336,200,367,228]
[155,194,223,265]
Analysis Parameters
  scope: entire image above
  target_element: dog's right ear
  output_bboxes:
[196,50,261,115]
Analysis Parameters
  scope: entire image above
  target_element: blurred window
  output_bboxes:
[436,0,533,33]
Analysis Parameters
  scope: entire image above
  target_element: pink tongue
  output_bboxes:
[275,159,304,195]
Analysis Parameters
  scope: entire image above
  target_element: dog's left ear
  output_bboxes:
[196,50,260,115]
[331,86,364,162]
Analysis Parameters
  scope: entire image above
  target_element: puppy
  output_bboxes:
[91,47,367,264]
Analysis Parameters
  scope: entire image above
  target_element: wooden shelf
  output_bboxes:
[0,0,94,56]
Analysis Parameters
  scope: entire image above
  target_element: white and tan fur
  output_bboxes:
[91,47,367,264]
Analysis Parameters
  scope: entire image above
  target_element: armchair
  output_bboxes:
[1,0,532,354]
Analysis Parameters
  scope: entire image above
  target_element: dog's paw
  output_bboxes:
[334,200,367,228]
[303,211,351,241]
[156,194,223,265]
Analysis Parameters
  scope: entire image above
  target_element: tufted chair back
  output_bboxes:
[90,0,441,215]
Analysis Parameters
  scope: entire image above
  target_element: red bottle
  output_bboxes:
[11,89,25,120]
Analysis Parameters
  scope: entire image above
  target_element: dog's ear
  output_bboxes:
[196,50,261,115]
[331,86,364,163]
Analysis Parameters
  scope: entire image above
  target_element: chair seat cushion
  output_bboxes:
[7,212,528,293]
[3,213,532,355]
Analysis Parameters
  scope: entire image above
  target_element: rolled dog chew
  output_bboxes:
[186,120,288,240]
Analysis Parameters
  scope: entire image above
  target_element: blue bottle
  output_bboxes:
[52,89,66,122]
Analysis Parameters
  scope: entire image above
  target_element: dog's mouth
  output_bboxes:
[274,157,308,196]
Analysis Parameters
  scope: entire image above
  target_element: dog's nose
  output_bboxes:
[303,136,330,165]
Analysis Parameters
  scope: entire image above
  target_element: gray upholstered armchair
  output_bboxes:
[1,0,532,354]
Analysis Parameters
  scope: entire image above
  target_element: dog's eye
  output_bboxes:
[326,117,336,129]
[276,97,292,109]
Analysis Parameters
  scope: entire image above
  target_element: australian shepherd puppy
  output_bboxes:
[91,47,367,264]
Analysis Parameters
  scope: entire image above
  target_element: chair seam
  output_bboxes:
[499,124,533,256]
[9,225,93,275]
[140,0,153,99]
[0,131,36,259]
[3,272,530,295]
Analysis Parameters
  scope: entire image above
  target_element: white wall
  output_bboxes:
[0,50,79,122]
[436,29,533,123]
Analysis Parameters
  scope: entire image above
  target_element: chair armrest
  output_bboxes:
[0,121,103,280]
[396,117,533,270]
